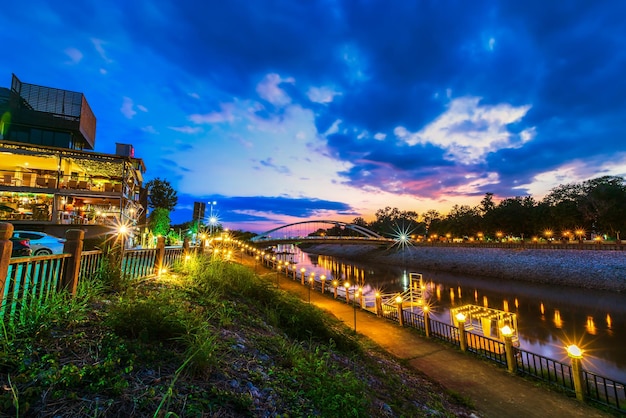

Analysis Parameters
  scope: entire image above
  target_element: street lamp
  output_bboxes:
[308,275,314,303]
[567,344,585,401]
[300,268,306,285]
[118,224,129,273]
[344,282,356,331]
[208,200,217,236]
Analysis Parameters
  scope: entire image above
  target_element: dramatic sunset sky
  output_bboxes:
[2,1,625,232]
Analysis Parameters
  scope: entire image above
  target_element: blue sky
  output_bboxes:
[2,1,625,233]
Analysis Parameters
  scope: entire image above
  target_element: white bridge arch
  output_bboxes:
[251,220,383,242]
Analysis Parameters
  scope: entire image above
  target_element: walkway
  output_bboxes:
[244,255,612,418]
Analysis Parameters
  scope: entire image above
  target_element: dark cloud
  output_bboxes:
[173,193,356,225]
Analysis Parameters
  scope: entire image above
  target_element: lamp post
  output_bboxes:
[344,282,357,332]
[118,224,128,273]
[332,280,338,299]
[300,268,306,285]
[567,344,585,401]
[423,305,431,337]
[320,275,326,294]
[456,312,467,352]
[276,262,281,289]
[308,275,314,303]
[501,325,516,374]
[396,295,404,327]
[208,201,217,236]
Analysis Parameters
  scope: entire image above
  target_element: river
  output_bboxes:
[273,244,626,384]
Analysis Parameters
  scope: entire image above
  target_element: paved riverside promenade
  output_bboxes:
[241,254,612,418]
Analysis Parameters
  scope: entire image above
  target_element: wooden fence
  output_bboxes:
[0,223,199,326]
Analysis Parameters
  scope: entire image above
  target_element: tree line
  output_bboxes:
[145,175,626,243]
[345,175,626,241]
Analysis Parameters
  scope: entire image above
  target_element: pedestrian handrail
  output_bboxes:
[466,332,507,365]
[516,348,573,387]
[583,369,626,410]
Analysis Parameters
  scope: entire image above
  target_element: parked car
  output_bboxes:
[12,231,66,255]
[10,237,32,257]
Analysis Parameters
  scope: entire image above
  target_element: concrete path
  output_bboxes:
[248,257,613,418]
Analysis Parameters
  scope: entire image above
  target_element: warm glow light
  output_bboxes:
[500,325,513,337]
[455,312,466,322]
[395,295,403,304]
[344,282,350,289]
[423,305,430,313]
[586,316,597,335]
[567,344,584,359]
[554,310,562,328]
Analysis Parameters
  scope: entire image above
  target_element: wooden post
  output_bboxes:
[458,321,467,352]
[155,236,166,276]
[424,309,431,338]
[375,293,382,316]
[0,223,14,309]
[504,335,516,374]
[397,298,404,326]
[183,237,190,256]
[62,229,84,295]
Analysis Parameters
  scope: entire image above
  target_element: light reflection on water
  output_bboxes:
[273,245,626,383]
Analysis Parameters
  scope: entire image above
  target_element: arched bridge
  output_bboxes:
[251,220,393,245]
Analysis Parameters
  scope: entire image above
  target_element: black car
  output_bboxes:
[10,237,32,257]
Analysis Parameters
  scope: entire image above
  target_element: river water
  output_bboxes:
[273,245,626,384]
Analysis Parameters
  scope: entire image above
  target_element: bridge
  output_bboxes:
[250,220,394,246]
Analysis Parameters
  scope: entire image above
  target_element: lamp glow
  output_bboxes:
[500,325,513,337]
[567,344,584,359]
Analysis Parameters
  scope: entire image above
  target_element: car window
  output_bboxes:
[18,232,43,240]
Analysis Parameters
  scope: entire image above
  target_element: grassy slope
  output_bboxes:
[0,254,475,417]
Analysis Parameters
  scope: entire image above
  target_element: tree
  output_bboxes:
[148,207,171,237]
[146,178,178,211]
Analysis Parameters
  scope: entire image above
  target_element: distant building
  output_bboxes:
[193,202,206,222]
[0,74,147,239]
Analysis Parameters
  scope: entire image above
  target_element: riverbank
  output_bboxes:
[300,244,626,292]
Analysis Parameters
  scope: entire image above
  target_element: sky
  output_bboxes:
[2,1,626,233]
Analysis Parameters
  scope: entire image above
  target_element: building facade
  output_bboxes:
[0,74,147,239]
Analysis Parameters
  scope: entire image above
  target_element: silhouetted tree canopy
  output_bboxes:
[146,178,178,211]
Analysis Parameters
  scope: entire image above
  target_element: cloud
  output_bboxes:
[91,38,113,63]
[256,73,294,106]
[190,103,235,124]
[64,47,83,64]
[120,97,136,119]
[169,126,202,134]
[258,157,291,174]
[394,97,533,165]
[307,86,341,104]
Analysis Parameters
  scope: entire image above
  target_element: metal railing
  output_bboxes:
[584,370,626,410]
[466,332,507,365]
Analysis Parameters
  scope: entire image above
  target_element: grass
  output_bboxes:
[0,252,476,417]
